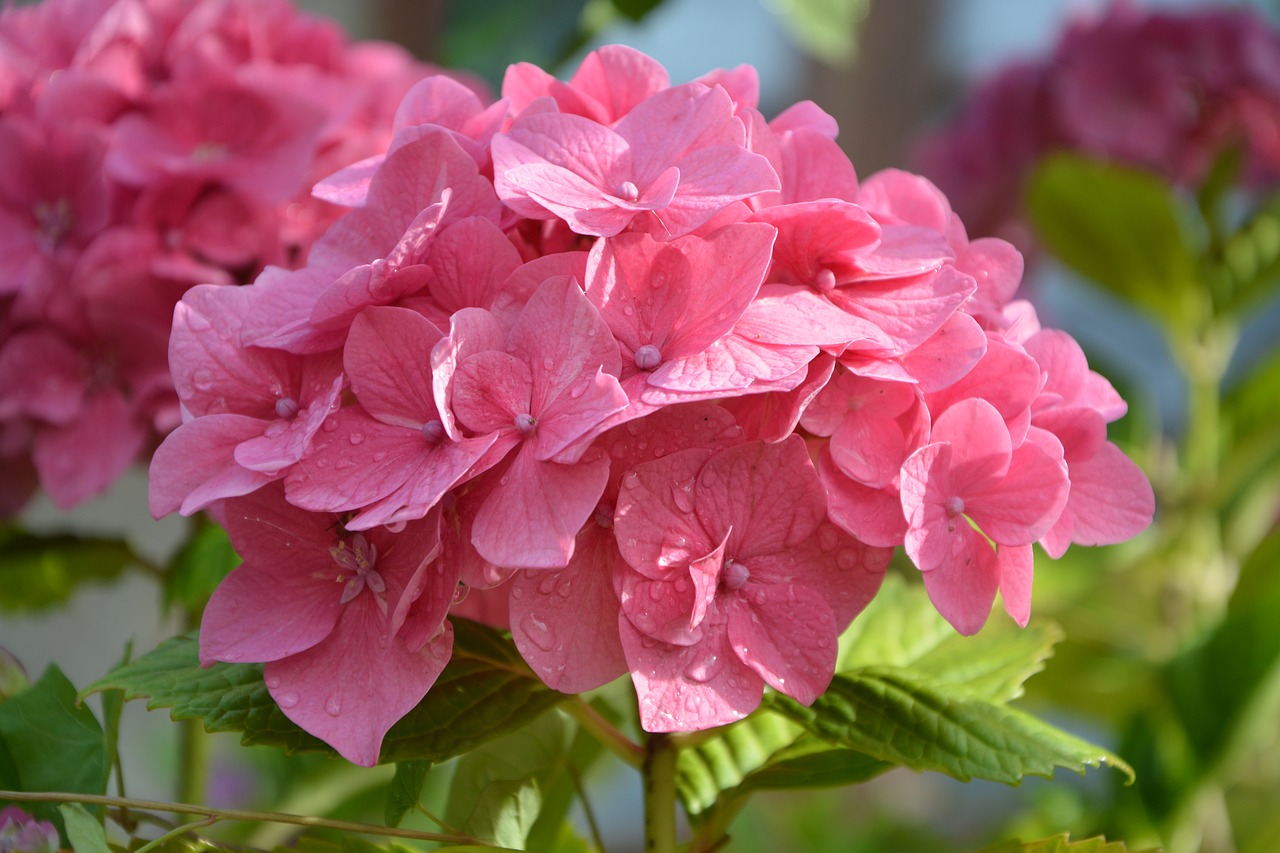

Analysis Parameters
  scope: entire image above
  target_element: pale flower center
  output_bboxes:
[421,419,446,443]
[634,344,662,370]
[275,397,300,419]
[514,412,537,435]
[618,180,640,201]
[331,532,386,606]
[722,559,750,590]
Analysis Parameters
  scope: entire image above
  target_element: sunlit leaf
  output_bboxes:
[59,803,109,853]
[979,832,1161,852]
[1028,154,1202,330]
[766,668,1133,785]
[763,0,871,66]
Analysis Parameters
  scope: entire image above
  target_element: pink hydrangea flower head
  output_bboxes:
[615,436,889,731]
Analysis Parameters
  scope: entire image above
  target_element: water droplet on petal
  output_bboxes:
[277,692,299,709]
[192,368,215,392]
[520,614,556,651]
[265,675,281,689]
[652,271,668,289]
[452,582,470,605]
[684,652,722,683]
[325,694,342,716]
[323,419,339,433]
[537,574,559,595]
[348,432,365,446]
[511,584,524,600]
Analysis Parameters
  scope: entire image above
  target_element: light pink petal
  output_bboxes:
[895,311,989,393]
[647,333,815,396]
[770,100,838,137]
[622,611,763,732]
[615,82,744,180]
[830,406,911,489]
[999,544,1035,628]
[969,438,1070,546]
[740,286,883,349]
[508,523,628,692]
[431,307,510,440]
[239,265,347,355]
[857,168,953,233]
[920,524,1002,636]
[726,584,837,705]
[451,350,533,435]
[312,153,382,206]
[929,398,1013,493]
[345,433,498,531]
[1043,441,1154,558]
[265,610,453,766]
[776,130,859,205]
[719,353,834,442]
[828,266,974,358]
[233,370,344,473]
[421,217,523,315]
[470,446,610,569]
[820,449,907,548]
[570,45,670,121]
[282,408,422,512]
[148,413,273,517]
[900,442,955,571]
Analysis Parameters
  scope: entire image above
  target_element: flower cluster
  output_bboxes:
[150,45,1154,765]
[0,807,57,853]
[915,3,1280,245]
[0,0,443,512]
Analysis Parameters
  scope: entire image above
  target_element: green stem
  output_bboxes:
[0,790,486,846]
[643,732,677,853]
[564,697,644,768]
[133,816,217,853]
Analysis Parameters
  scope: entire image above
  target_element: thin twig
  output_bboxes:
[0,790,489,846]
[568,762,607,853]
[133,815,217,853]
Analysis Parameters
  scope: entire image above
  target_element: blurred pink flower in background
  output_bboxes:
[0,0,461,513]
[915,1,1280,247]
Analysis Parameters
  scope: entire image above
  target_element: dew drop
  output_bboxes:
[684,653,722,683]
[335,458,355,470]
[817,526,839,551]
[277,692,299,709]
[652,271,668,289]
[323,419,339,433]
[622,305,635,317]
[192,368,215,392]
[372,451,388,462]
[520,614,556,651]
[452,583,470,605]
[511,584,524,600]
[556,577,573,599]
[264,422,287,438]
[324,694,342,716]
[315,458,329,469]
[537,574,559,595]
[542,356,555,371]
[265,675,281,689]
[348,432,365,445]
[837,549,857,569]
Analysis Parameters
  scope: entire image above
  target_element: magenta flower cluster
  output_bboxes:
[0,0,439,512]
[148,46,1154,766]
[916,2,1280,245]
[0,807,57,853]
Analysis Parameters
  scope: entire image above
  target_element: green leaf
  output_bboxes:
[164,521,241,614]
[1214,192,1280,314]
[445,711,570,848]
[0,527,134,613]
[1027,154,1202,329]
[978,833,1160,853]
[0,648,28,701]
[608,0,663,22]
[59,803,110,853]
[0,665,107,834]
[384,760,430,828]
[1165,580,1280,780]
[765,0,871,66]
[839,575,1063,703]
[83,620,563,764]
[766,668,1133,786]
[675,709,809,820]
[100,644,130,795]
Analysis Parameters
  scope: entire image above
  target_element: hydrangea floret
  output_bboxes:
[148,44,1155,764]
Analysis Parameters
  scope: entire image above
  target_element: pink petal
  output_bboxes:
[920,524,1002,636]
[999,544,1035,627]
[621,609,763,732]
[265,610,453,766]
[614,447,717,579]
[726,584,837,705]
[1043,441,1154,557]
[969,438,1070,546]
[34,389,145,509]
[470,446,610,569]
[820,449,908,548]
[344,307,444,427]
[508,523,628,692]
[148,413,274,517]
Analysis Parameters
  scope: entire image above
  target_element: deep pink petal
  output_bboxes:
[614,447,717,579]
[969,438,1070,546]
[820,449,908,548]
[919,524,1002,636]
[148,413,273,517]
[999,544,1034,628]
[344,306,443,427]
[34,389,145,509]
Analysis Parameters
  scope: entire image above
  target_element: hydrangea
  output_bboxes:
[0,0,456,512]
[914,2,1280,246]
[0,807,57,853]
[151,44,1155,765]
